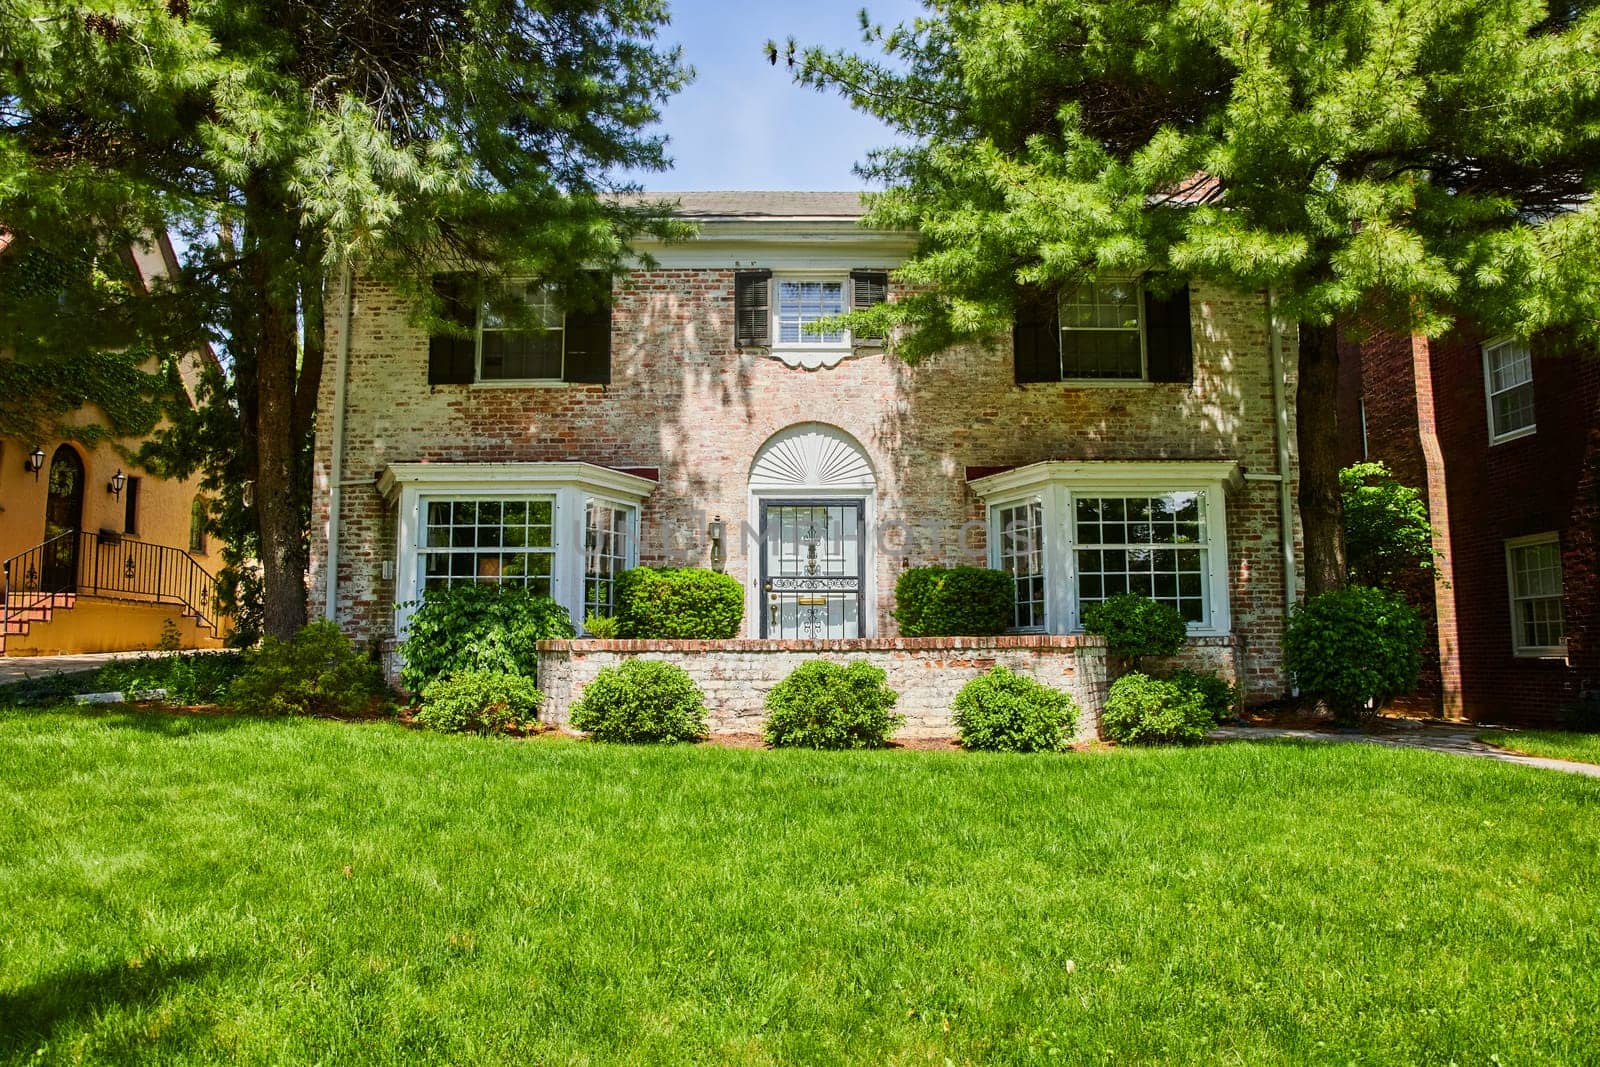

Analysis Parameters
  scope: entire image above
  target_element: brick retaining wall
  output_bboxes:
[536,635,1238,741]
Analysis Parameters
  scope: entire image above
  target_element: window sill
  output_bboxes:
[1490,426,1537,446]
[470,379,573,390]
[1512,648,1568,661]
[1059,378,1153,389]
[766,346,856,370]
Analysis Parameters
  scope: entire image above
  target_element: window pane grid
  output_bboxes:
[1486,340,1535,438]
[584,500,634,619]
[1061,278,1142,379]
[420,497,555,595]
[997,501,1046,630]
[481,283,564,381]
[1074,493,1207,623]
[776,280,846,345]
[1509,539,1565,652]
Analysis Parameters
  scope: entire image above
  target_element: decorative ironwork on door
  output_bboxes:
[761,501,864,639]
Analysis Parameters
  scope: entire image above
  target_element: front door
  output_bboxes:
[760,500,864,639]
[41,445,84,592]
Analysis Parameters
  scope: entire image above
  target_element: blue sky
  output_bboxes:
[619,0,925,191]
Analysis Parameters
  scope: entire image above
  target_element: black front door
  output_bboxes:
[41,445,83,592]
[760,500,865,639]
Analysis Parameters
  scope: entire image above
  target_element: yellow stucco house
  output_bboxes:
[1,235,229,655]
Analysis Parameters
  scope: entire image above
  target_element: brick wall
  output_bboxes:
[535,635,1239,740]
[314,268,1300,701]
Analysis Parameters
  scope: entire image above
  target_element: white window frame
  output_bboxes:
[476,282,567,386]
[379,462,654,637]
[1482,337,1536,444]
[771,271,851,355]
[417,494,559,597]
[1505,532,1566,659]
[1058,276,1149,384]
[977,461,1238,636]
[992,496,1048,632]
[582,495,639,623]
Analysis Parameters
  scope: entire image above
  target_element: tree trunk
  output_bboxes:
[245,177,311,640]
[1297,319,1347,596]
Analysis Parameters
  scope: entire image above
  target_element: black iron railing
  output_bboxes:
[1,530,221,639]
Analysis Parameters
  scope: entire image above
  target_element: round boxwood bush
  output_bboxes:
[416,671,543,735]
[1284,585,1424,722]
[893,566,1014,637]
[953,666,1079,752]
[1100,671,1216,745]
[226,621,388,718]
[569,659,708,743]
[762,659,903,749]
[399,584,574,695]
[1082,594,1187,663]
[614,567,743,639]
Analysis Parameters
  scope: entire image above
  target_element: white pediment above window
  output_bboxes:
[749,423,876,491]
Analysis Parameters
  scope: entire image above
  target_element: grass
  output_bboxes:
[3,710,1598,1065]
[1478,728,1600,766]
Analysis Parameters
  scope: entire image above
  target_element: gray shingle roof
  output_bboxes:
[620,191,869,219]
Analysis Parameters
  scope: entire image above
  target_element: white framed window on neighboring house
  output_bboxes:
[1505,533,1566,658]
[975,460,1237,636]
[479,281,564,383]
[1483,338,1536,443]
[1059,277,1145,380]
[380,463,654,637]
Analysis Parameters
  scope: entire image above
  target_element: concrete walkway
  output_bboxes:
[1211,723,1600,778]
[0,650,158,686]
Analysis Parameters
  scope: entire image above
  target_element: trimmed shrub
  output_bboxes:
[582,613,620,639]
[762,660,902,749]
[614,567,743,639]
[569,660,708,743]
[1082,594,1186,664]
[226,621,388,717]
[398,584,575,695]
[953,666,1079,752]
[1283,585,1424,722]
[893,566,1014,637]
[1168,668,1236,723]
[1101,672,1215,745]
[416,671,542,735]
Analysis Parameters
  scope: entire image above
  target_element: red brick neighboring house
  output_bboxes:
[310,192,1305,703]
[1338,322,1599,723]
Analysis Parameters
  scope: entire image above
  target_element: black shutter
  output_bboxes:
[563,271,612,384]
[428,273,477,385]
[734,269,771,348]
[851,270,888,346]
[1012,284,1061,383]
[1144,279,1194,383]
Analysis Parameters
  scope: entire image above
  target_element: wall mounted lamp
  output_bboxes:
[708,516,727,572]
[26,446,45,479]
[108,468,127,499]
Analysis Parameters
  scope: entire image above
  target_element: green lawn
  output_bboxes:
[1478,728,1600,766]
[3,710,1598,1065]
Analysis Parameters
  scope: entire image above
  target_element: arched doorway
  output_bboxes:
[42,445,84,592]
[748,424,877,639]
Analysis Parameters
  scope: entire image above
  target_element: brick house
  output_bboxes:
[310,192,1302,714]
[1339,322,1599,724]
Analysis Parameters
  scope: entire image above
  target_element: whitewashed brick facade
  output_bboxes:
[311,196,1300,703]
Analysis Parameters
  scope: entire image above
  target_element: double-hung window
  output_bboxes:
[480,282,564,382]
[775,278,848,347]
[419,498,556,594]
[584,498,636,619]
[1506,534,1565,657]
[996,499,1046,630]
[1059,278,1144,380]
[1074,492,1208,623]
[1483,338,1535,443]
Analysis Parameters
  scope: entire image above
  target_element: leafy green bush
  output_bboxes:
[569,659,708,743]
[762,660,902,749]
[583,613,620,639]
[226,621,388,717]
[1101,672,1215,745]
[97,651,247,706]
[614,567,743,639]
[1082,594,1187,664]
[1168,668,1236,722]
[398,584,575,694]
[893,566,1014,636]
[416,671,542,735]
[953,666,1079,752]
[1283,585,1424,722]
[1341,462,1437,588]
